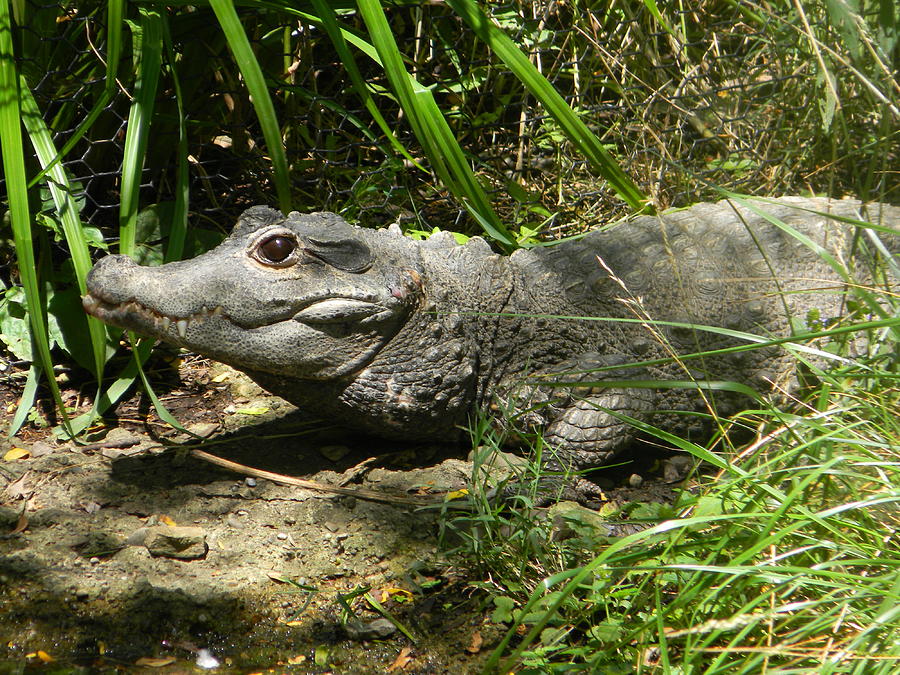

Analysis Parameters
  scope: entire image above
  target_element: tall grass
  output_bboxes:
[458,379,900,672]
[0,0,72,434]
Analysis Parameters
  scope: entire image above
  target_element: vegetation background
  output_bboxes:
[0,0,898,671]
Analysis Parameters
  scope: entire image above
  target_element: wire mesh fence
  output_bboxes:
[4,0,897,251]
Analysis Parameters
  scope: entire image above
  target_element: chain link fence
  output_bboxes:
[6,0,898,248]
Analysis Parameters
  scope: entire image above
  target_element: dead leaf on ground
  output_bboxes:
[4,447,30,461]
[466,630,483,654]
[134,656,177,667]
[234,406,269,416]
[378,586,414,603]
[4,472,31,500]
[387,646,413,672]
[11,513,28,534]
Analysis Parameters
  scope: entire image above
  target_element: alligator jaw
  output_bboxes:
[82,293,226,339]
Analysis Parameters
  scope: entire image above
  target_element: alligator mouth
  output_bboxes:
[82,294,227,339]
[82,291,395,338]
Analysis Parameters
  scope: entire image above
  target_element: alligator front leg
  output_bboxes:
[501,353,657,504]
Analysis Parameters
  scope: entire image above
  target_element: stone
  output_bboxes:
[143,526,208,560]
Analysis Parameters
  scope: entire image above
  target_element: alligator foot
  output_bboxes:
[493,474,609,509]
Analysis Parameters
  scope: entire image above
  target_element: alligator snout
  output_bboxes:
[84,254,140,306]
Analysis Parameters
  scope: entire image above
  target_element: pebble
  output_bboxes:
[30,441,55,457]
[245,478,257,487]
[663,455,695,483]
[186,422,218,438]
[144,526,208,560]
[344,618,397,641]
[319,445,350,461]
[195,649,220,669]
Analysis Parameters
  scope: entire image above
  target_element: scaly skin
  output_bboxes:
[84,197,899,494]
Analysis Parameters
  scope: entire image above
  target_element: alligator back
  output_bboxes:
[493,197,898,467]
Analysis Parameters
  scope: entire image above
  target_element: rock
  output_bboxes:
[126,527,151,546]
[662,455,695,483]
[144,526,208,559]
[186,422,219,438]
[30,441,55,457]
[107,427,138,442]
[344,617,397,641]
[546,501,613,541]
[319,445,350,461]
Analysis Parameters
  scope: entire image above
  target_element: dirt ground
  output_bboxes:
[0,354,679,673]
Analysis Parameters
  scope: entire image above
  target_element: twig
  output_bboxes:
[190,448,447,508]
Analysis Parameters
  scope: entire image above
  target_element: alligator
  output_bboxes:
[83,197,899,498]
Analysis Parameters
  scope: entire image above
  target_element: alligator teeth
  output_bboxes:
[83,294,227,337]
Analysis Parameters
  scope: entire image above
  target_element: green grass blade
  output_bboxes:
[8,365,40,439]
[487,514,757,673]
[119,5,162,257]
[209,0,291,214]
[445,0,648,212]
[356,0,516,249]
[105,0,124,85]
[18,76,109,381]
[0,0,71,436]
[130,336,188,432]
[50,5,187,435]
[413,89,516,247]
[78,4,165,432]
[363,591,417,643]
[641,0,676,37]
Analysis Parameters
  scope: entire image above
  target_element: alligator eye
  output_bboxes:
[257,235,297,264]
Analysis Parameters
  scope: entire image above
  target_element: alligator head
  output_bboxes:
[83,206,425,380]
